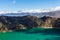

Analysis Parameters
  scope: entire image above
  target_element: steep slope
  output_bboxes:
[0,15,42,31]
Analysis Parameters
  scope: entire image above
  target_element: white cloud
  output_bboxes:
[54,6,60,10]
[22,9,41,13]
[0,6,60,14]
[21,6,60,13]
[50,6,60,11]
[22,9,50,13]
[0,11,6,14]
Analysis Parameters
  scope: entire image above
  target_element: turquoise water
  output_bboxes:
[0,29,60,40]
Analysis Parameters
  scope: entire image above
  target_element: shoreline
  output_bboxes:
[0,28,60,33]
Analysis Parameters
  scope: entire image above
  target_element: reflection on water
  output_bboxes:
[25,28,60,40]
[0,28,60,40]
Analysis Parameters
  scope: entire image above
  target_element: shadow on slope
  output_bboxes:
[25,28,60,36]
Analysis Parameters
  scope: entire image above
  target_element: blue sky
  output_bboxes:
[0,0,60,12]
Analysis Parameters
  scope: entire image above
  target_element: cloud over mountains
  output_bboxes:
[0,6,60,14]
[22,6,60,13]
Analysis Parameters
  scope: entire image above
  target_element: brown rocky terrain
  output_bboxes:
[0,15,60,32]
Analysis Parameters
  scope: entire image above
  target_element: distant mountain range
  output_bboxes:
[0,10,60,18]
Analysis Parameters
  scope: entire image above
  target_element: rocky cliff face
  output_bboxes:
[0,15,60,32]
